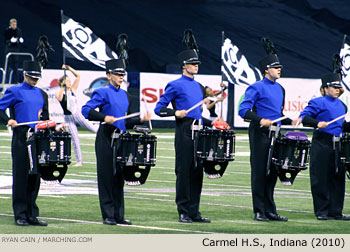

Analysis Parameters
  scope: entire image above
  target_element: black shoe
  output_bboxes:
[330,215,350,221]
[253,212,269,221]
[316,215,328,220]
[266,212,288,222]
[116,219,132,225]
[27,217,48,226]
[103,218,117,225]
[179,214,192,223]
[192,215,211,223]
[15,219,29,226]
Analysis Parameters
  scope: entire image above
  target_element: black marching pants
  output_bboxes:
[310,131,346,217]
[248,122,278,215]
[175,118,203,218]
[12,126,41,221]
[95,124,125,221]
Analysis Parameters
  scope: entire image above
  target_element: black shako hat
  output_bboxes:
[105,59,126,75]
[321,73,342,88]
[23,60,41,78]
[177,49,201,65]
[259,54,283,72]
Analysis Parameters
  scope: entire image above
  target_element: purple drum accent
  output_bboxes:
[285,131,308,141]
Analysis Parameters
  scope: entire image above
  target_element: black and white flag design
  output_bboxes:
[61,14,118,68]
[221,38,262,85]
[340,35,350,91]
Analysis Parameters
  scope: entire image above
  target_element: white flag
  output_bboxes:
[61,13,118,68]
[221,38,262,85]
[340,35,350,91]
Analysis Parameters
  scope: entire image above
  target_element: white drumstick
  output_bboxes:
[186,99,206,113]
[271,112,299,124]
[15,121,41,126]
[102,112,141,125]
[327,114,347,125]
[142,96,152,131]
[294,118,301,128]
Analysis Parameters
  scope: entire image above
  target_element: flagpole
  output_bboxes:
[220,31,225,118]
[60,10,68,104]
[342,34,347,49]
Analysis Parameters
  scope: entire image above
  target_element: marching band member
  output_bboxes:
[82,59,150,225]
[238,38,295,222]
[299,57,350,221]
[0,60,48,226]
[154,49,213,223]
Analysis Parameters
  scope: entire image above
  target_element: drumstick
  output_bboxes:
[327,113,347,125]
[186,99,206,113]
[102,112,141,125]
[16,121,41,126]
[142,96,152,131]
[271,115,289,124]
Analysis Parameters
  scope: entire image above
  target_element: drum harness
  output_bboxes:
[266,124,280,176]
[333,135,341,174]
[191,119,203,167]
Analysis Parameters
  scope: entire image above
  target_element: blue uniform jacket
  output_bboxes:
[154,75,204,120]
[299,95,346,137]
[238,77,285,125]
[0,82,47,129]
[82,84,129,131]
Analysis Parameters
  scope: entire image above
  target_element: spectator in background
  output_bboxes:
[56,64,98,167]
[4,18,24,84]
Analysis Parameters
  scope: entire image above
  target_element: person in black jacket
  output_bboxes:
[3,18,24,84]
[0,60,48,226]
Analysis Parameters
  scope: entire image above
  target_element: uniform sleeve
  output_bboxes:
[40,89,49,120]
[299,99,320,128]
[238,85,261,122]
[81,90,106,122]
[0,88,16,124]
[154,83,177,117]
[299,99,320,119]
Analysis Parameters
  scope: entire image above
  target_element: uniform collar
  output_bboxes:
[182,75,195,81]
[263,77,276,84]
[109,83,121,91]
[324,94,337,101]
[23,82,35,89]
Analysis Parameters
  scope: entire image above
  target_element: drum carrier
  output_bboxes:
[272,131,310,185]
[113,125,157,186]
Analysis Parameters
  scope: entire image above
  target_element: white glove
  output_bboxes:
[19,37,24,43]
[10,37,17,43]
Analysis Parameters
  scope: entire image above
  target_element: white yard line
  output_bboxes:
[0,213,215,234]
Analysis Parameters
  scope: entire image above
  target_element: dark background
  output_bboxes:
[1,0,350,78]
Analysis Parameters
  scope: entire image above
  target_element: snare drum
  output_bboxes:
[196,129,235,162]
[116,132,157,166]
[27,130,71,182]
[114,132,157,186]
[272,131,310,185]
[340,133,350,164]
[34,131,71,165]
